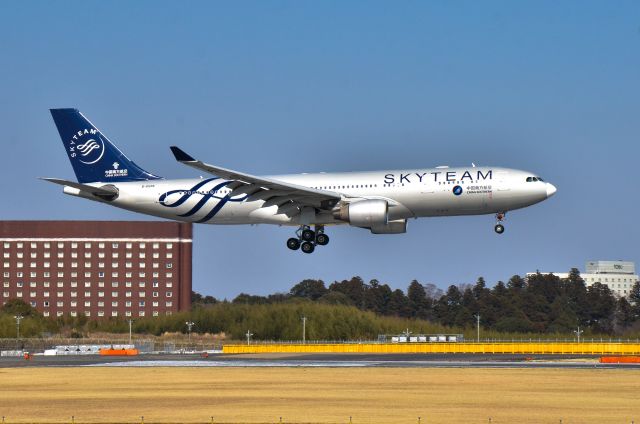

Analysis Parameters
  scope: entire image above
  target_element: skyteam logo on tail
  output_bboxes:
[68,129,105,165]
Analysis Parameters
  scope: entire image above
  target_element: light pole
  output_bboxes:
[246,330,253,345]
[14,315,23,339]
[301,316,307,344]
[474,314,480,342]
[185,321,195,347]
[574,326,583,343]
[128,319,133,346]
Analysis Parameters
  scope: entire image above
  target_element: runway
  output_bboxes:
[2,352,639,369]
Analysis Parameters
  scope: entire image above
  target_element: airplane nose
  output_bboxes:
[546,183,557,198]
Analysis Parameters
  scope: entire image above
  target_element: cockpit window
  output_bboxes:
[526,176,544,182]
[526,177,533,182]
[538,177,544,181]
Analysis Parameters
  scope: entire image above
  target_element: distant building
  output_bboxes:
[527,260,639,297]
[1,221,192,318]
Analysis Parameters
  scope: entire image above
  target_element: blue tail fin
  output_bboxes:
[50,108,162,183]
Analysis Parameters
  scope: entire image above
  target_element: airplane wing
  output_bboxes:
[40,178,119,200]
[170,146,342,215]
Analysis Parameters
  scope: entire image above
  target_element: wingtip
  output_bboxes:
[170,146,196,162]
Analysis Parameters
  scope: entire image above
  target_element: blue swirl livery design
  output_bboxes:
[50,109,161,183]
[159,178,248,223]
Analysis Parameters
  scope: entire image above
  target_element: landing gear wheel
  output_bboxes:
[301,229,315,242]
[287,238,301,250]
[316,233,330,246]
[301,241,315,254]
[494,224,505,234]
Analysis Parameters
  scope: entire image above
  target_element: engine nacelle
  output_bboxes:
[332,199,388,228]
[370,219,407,234]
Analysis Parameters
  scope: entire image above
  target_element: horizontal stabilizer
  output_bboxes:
[40,178,119,200]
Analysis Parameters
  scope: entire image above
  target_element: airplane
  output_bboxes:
[44,108,557,254]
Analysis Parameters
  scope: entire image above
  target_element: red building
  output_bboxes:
[1,221,192,319]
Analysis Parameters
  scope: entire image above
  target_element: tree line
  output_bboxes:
[1,269,639,340]
[224,269,640,335]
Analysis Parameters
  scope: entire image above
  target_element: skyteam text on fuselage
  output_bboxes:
[44,109,557,254]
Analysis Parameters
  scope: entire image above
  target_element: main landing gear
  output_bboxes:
[494,212,506,234]
[287,225,330,254]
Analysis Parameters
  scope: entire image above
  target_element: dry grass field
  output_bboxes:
[0,367,638,423]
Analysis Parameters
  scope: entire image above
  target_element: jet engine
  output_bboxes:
[332,199,388,228]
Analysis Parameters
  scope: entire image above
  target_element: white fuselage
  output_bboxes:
[65,166,555,227]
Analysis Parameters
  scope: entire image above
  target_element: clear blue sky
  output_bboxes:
[1,1,639,299]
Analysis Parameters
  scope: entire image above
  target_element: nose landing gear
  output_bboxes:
[286,225,330,253]
[494,212,505,234]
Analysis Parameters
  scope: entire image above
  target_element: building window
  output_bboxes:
[139,292,146,298]
[17,242,23,248]
[98,263,105,268]
[70,311,77,317]
[111,252,118,258]
[153,253,159,259]
[98,292,104,297]
[71,262,78,268]
[43,301,50,307]
[126,292,132,297]
[112,272,119,277]
[125,301,132,307]
[139,263,146,268]
[166,243,173,249]
[166,253,173,259]
[98,311,104,317]
[84,292,91,297]
[166,263,173,269]
[84,282,91,288]
[153,292,159,298]
[126,243,132,249]
[3,242,9,248]
[84,301,91,307]
[98,282,104,288]
[125,262,132,268]
[57,252,64,258]
[57,292,64,297]
[57,242,64,248]
[112,262,119,268]
[84,243,91,249]
[111,282,119,288]
[57,311,64,317]
[111,292,119,297]
[30,301,37,307]
[153,282,159,288]
[153,243,160,249]
[139,311,145,317]
[139,301,145,307]
[71,252,78,258]
[84,272,91,277]
[57,272,64,277]
[70,301,77,307]
[112,301,118,307]
[112,311,118,317]
[125,311,132,317]
[166,301,173,307]
[126,252,132,259]
[98,252,105,258]
[125,282,132,288]
[98,272,105,278]
[139,272,146,277]
[30,252,37,258]
[84,252,92,258]
[43,291,50,297]
[139,243,146,249]
[71,292,77,298]
[84,311,90,317]
[139,253,146,258]
[153,301,159,307]
[30,242,37,249]
[56,301,63,307]
[84,262,91,268]
[71,242,77,248]
[57,282,64,288]
[153,311,159,317]
[98,301,104,307]
[112,243,119,249]
[43,311,50,317]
